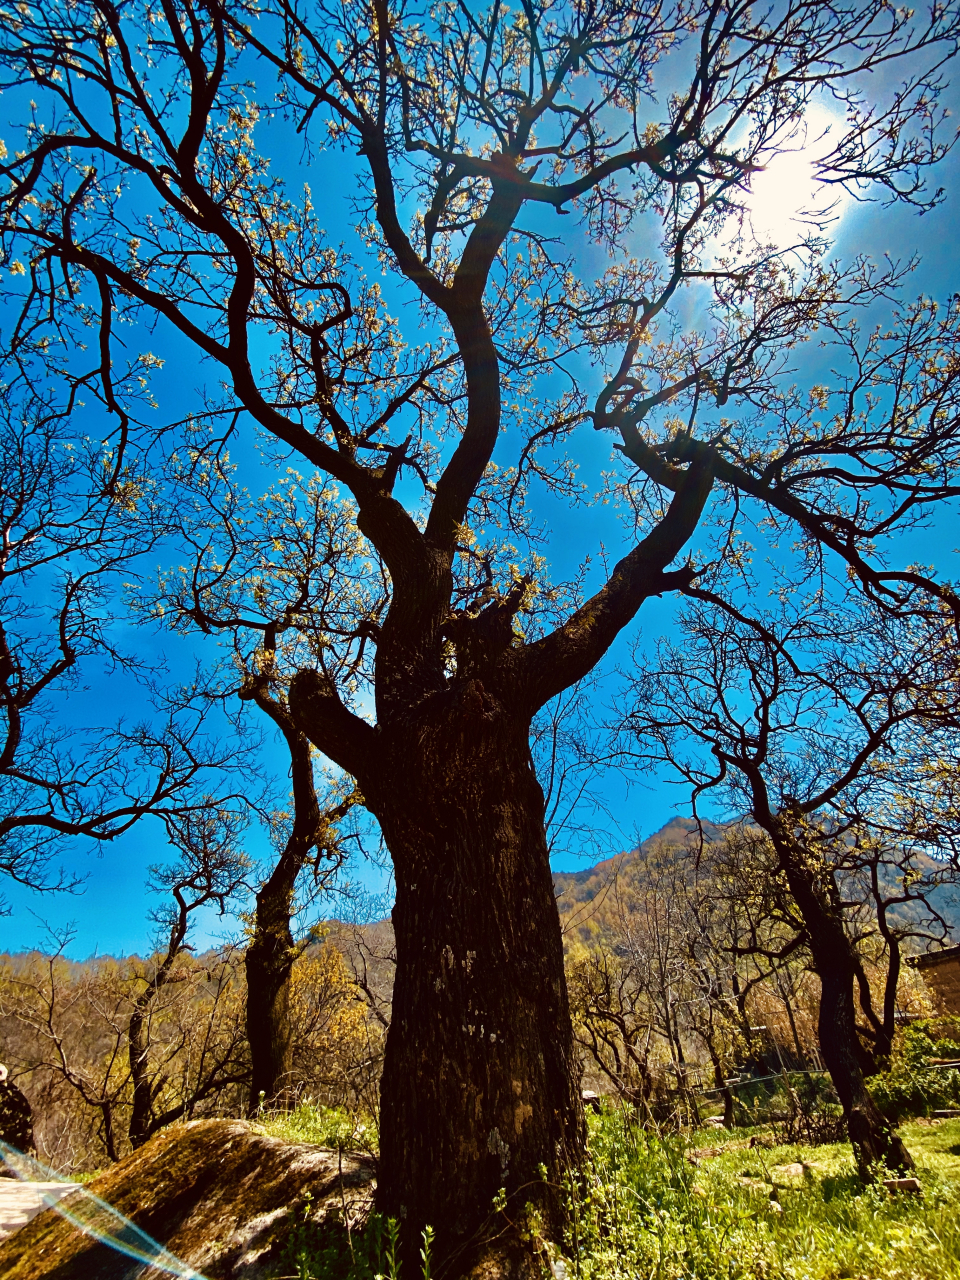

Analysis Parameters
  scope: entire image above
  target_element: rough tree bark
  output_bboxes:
[369,699,583,1276]
[294,683,587,1274]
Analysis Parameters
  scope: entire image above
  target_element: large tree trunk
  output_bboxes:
[772,823,913,1178]
[815,958,911,1174]
[245,874,298,1115]
[364,689,585,1278]
[285,465,713,1274]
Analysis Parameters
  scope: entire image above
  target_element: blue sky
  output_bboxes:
[3,56,960,958]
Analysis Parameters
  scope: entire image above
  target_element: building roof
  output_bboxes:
[912,944,960,970]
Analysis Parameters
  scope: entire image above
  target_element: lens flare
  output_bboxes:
[0,1140,210,1280]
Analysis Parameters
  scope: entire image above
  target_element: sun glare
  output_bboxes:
[746,108,847,247]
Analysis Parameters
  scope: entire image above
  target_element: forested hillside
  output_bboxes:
[555,820,960,944]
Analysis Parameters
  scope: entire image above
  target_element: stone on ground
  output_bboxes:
[0,1119,375,1279]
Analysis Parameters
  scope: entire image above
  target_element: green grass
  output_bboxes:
[262,1102,960,1279]
[567,1109,960,1280]
[254,1100,377,1154]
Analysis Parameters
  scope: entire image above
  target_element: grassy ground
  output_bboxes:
[256,1100,377,1153]
[258,1103,960,1279]
[570,1111,960,1280]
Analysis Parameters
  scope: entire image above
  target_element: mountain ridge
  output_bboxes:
[552,816,729,901]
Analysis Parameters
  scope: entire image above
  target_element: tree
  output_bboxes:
[138,449,369,1109]
[153,447,615,1111]
[2,0,960,1267]
[0,378,253,903]
[286,934,384,1118]
[127,801,251,1148]
[626,590,959,1173]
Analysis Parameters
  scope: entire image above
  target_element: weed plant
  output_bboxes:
[276,1202,400,1280]
[256,1100,377,1153]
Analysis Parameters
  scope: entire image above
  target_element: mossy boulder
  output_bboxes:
[0,1118,375,1279]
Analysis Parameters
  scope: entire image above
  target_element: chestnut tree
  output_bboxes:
[2,0,960,1270]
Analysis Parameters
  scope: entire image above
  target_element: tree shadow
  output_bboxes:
[819,1172,862,1202]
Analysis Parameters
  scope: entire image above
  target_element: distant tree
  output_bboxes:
[627,592,958,1173]
[565,834,807,1127]
[0,376,256,905]
[127,802,251,1149]
[3,0,960,1265]
[567,942,661,1117]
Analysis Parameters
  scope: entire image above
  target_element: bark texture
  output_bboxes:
[363,692,585,1277]
[245,875,298,1114]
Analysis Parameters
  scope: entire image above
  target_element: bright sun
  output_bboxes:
[746,108,847,246]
